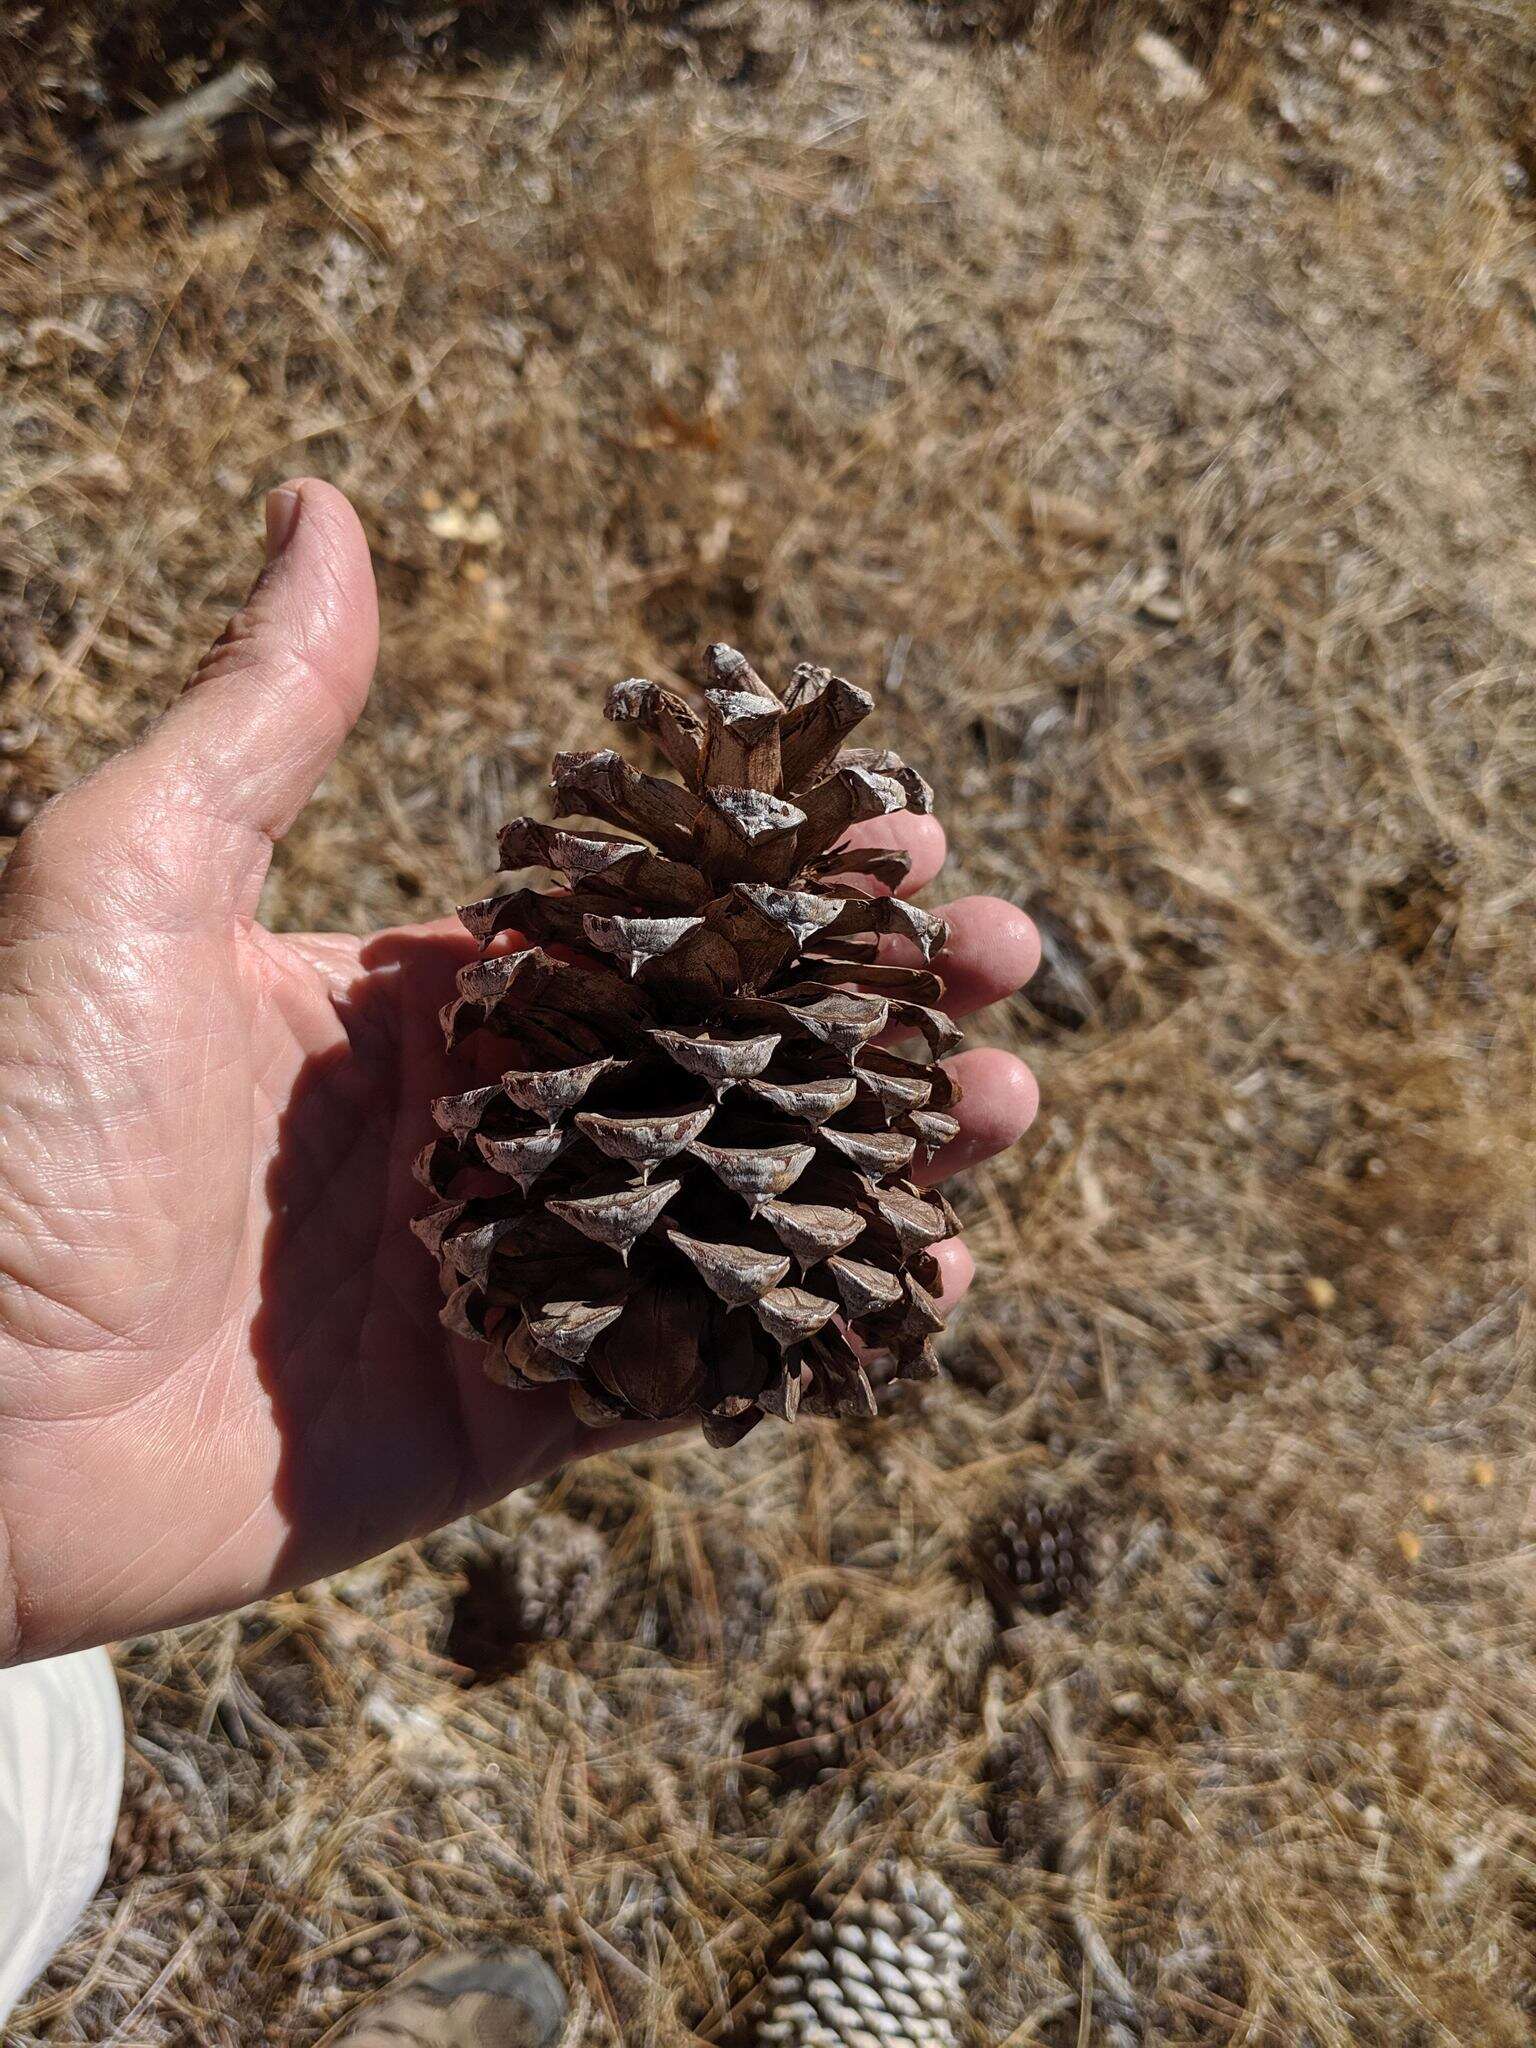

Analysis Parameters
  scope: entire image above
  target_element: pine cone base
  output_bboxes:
[414,648,963,1444]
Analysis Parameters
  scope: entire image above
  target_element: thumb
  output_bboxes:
[30,479,378,925]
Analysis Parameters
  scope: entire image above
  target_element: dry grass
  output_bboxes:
[5,1,1536,2041]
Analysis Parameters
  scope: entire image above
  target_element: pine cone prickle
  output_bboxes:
[413,646,963,1446]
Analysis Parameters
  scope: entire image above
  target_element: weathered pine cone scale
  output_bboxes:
[413,646,962,1446]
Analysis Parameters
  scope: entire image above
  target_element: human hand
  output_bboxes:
[0,482,1040,1664]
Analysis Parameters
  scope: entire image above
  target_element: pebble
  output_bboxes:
[0,789,38,835]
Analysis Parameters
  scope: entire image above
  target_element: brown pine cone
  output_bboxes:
[741,1665,906,1790]
[982,1720,1052,1862]
[110,1752,192,1882]
[445,1515,610,1678]
[973,1492,1098,1620]
[414,647,963,1445]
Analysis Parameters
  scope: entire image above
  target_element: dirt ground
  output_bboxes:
[4,1,1536,2042]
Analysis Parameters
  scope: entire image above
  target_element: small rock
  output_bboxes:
[428,501,503,545]
[1135,31,1208,104]
[1023,487,1115,543]
[0,788,38,835]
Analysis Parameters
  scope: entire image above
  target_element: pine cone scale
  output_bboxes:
[419,646,966,1437]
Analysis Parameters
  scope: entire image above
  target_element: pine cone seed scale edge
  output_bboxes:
[412,646,963,1446]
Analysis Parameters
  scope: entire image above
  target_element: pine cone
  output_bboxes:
[414,647,963,1445]
[981,1722,1052,1862]
[508,1514,610,1641]
[445,1515,610,1678]
[110,1752,192,1882]
[244,1644,329,1729]
[741,1666,903,1790]
[973,1493,1097,1621]
[747,1860,971,2048]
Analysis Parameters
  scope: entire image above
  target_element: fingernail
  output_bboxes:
[264,486,301,562]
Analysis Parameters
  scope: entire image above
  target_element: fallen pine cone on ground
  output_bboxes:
[442,1514,611,1679]
[740,1664,913,1791]
[743,1858,972,2048]
[414,646,963,1445]
[973,1492,1099,1622]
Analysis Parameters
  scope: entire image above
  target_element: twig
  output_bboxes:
[549,1893,712,2045]
[992,1990,1080,2046]
[1041,1681,1142,2038]
[88,62,274,176]
[110,1919,205,2037]
[0,60,287,234]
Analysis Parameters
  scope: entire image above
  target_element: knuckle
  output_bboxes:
[192,607,350,739]
[188,606,269,691]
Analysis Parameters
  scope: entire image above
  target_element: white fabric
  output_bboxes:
[0,1648,124,2026]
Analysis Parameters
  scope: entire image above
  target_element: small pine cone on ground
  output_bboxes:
[708,1535,778,1665]
[972,1491,1098,1621]
[445,1514,609,1678]
[747,1859,971,2048]
[414,646,964,1446]
[741,1665,907,1791]
[508,1513,609,1641]
[244,1639,330,1729]
[981,1720,1053,1863]
[110,1751,192,1882]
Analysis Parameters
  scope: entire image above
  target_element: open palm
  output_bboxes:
[0,484,1038,1665]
